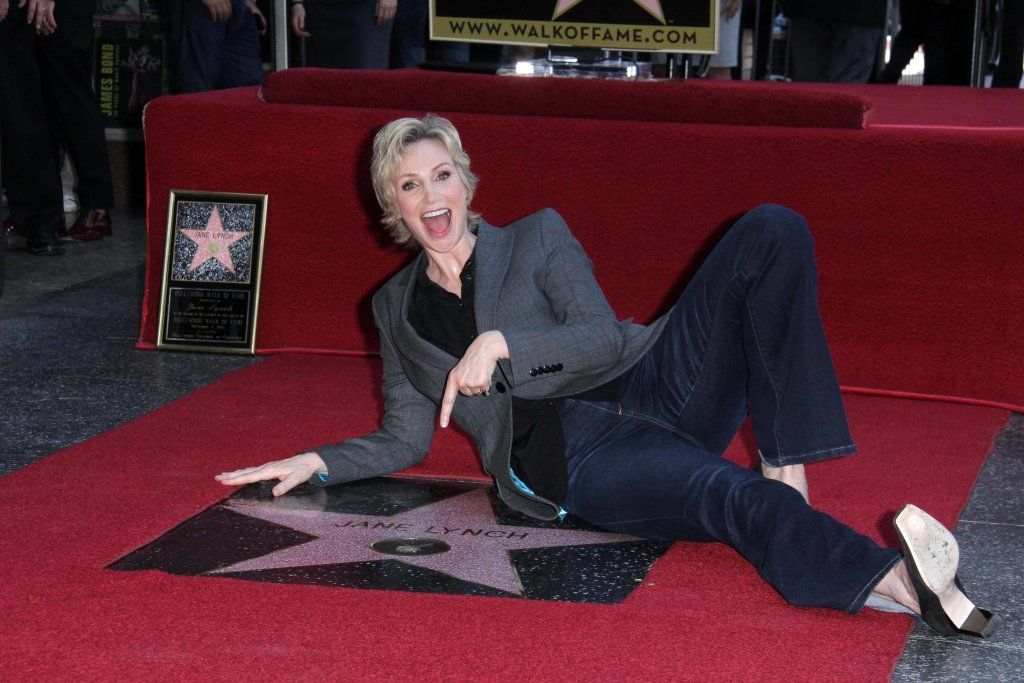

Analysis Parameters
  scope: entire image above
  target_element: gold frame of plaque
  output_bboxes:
[156,190,269,355]
[429,0,719,54]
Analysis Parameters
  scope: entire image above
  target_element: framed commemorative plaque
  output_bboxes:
[156,190,268,354]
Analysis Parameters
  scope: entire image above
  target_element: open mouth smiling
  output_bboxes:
[421,208,452,236]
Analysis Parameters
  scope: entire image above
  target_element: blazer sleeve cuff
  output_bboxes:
[502,325,571,386]
[305,444,343,487]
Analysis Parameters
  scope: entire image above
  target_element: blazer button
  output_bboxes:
[529,369,538,377]
[555,363,563,371]
[495,382,506,393]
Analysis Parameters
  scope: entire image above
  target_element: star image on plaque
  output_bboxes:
[171,201,256,284]
[110,477,671,603]
[156,190,268,354]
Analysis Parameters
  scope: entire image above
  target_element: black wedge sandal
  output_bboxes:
[893,504,999,638]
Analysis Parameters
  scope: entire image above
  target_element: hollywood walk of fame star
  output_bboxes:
[179,205,250,274]
[210,488,641,595]
[553,0,666,24]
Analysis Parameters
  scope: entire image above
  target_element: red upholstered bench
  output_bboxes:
[258,68,873,129]
[139,68,1024,411]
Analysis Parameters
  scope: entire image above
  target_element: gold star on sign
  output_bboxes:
[553,0,667,24]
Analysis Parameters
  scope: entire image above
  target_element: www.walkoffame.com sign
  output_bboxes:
[430,0,718,53]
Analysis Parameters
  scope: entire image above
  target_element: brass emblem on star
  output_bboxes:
[372,539,451,556]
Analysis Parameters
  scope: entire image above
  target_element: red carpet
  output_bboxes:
[0,355,1007,679]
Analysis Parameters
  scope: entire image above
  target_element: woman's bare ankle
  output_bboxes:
[872,561,920,614]
[761,462,810,503]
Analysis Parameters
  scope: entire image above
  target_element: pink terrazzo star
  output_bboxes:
[210,488,640,595]
[553,0,666,23]
[179,205,249,274]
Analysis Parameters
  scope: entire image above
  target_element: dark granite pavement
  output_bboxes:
[893,414,1024,682]
[0,211,257,476]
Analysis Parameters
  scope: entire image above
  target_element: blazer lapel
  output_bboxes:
[391,251,457,374]
[473,219,514,335]
[387,220,515,389]
[473,219,516,383]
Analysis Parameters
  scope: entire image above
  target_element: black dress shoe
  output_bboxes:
[894,504,999,638]
[27,240,65,256]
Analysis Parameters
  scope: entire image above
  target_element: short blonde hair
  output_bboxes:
[370,114,480,247]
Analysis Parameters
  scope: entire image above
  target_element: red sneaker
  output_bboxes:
[67,210,113,241]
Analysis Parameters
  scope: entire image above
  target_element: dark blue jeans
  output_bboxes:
[559,205,902,613]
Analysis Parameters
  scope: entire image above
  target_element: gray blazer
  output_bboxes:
[314,208,669,520]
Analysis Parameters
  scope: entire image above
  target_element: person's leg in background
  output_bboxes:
[826,22,883,82]
[167,0,262,92]
[305,0,393,69]
[879,0,928,83]
[923,0,973,85]
[788,16,832,81]
[35,4,116,241]
[219,0,265,87]
[168,0,226,92]
[993,0,1024,87]
[59,154,79,214]
[390,0,427,68]
[0,6,64,255]
[354,0,394,69]
[429,40,470,63]
[303,0,346,68]
[921,2,952,85]
[707,0,742,79]
[161,0,183,89]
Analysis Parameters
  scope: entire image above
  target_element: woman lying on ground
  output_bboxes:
[217,114,997,638]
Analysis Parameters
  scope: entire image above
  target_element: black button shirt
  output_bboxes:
[407,252,579,504]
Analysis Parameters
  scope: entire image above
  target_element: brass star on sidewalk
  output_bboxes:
[210,488,640,595]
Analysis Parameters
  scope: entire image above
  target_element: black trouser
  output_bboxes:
[35,8,115,213]
[993,0,1024,88]
[0,6,63,244]
[922,1,974,86]
[305,0,393,69]
[789,18,883,83]
[165,0,265,93]
[879,0,928,84]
